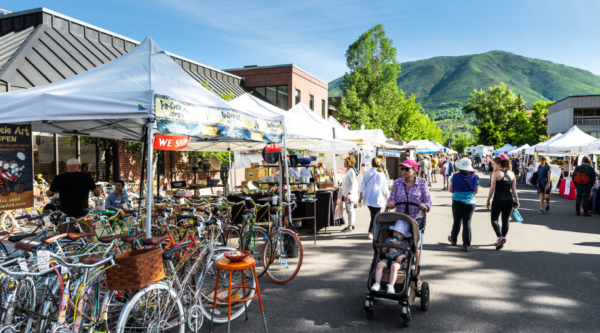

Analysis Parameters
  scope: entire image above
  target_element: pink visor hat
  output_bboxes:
[401,159,418,169]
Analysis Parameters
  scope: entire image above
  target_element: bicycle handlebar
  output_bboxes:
[0,258,62,277]
[49,252,116,269]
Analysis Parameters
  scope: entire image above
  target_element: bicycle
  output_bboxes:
[264,198,303,283]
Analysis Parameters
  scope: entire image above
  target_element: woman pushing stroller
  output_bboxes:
[371,220,412,294]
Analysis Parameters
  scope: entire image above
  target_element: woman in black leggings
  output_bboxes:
[486,156,520,250]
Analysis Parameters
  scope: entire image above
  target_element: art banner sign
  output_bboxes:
[0,124,33,210]
[153,134,189,151]
[155,95,283,143]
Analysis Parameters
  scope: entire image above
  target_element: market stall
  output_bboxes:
[0,37,283,236]
[493,144,516,157]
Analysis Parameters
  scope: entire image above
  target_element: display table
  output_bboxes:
[559,178,577,200]
[291,189,338,230]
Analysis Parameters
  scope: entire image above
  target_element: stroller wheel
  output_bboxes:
[366,309,374,320]
[420,281,430,311]
[364,299,374,320]
[401,307,411,327]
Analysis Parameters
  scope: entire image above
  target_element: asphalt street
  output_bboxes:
[3,171,599,332]
[214,171,600,332]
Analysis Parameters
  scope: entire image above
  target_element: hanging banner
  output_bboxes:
[379,149,401,157]
[153,134,189,151]
[155,95,283,143]
[0,124,33,210]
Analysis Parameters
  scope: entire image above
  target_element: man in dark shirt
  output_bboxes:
[511,156,520,176]
[574,156,597,216]
[47,158,101,217]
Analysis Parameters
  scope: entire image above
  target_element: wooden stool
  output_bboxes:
[209,256,267,333]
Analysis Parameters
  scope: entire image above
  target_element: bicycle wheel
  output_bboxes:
[198,251,256,324]
[116,283,185,333]
[0,211,14,232]
[265,229,303,283]
[242,227,273,278]
[100,289,137,333]
[223,226,242,249]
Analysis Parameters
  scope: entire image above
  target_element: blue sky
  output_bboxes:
[7,0,600,82]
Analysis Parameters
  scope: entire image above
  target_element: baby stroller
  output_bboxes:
[364,202,429,327]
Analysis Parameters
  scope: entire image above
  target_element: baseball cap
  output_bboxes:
[66,158,81,166]
[401,159,418,169]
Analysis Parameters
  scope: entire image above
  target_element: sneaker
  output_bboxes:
[368,233,373,240]
[448,235,456,246]
[463,245,471,252]
[340,227,353,233]
[371,283,381,292]
[538,210,544,214]
[387,285,395,294]
[496,237,506,250]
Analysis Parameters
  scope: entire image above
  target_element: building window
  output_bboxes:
[590,132,600,138]
[295,90,301,105]
[321,99,326,118]
[309,95,314,110]
[253,85,289,110]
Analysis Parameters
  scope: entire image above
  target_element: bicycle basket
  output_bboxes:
[106,248,165,290]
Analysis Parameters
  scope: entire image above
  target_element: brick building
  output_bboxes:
[224,64,329,117]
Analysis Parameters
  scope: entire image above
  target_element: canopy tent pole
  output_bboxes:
[283,126,290,202]
[228,148,232,194]
[331,142,337,186]
[145,121,154,239]
[138,131,147,213]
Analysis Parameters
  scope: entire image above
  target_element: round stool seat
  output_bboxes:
[217,257,255,271]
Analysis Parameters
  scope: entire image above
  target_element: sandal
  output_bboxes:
[538,210,544,214]
[546,203,550,212]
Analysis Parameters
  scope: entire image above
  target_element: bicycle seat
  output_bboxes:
[182,224,195,229]
[0,231,9,236]
[121,233,145,243]
[15,242,40,252]
[180,207,194,212]
[142,235,170,246]
[151,213,159,218]
[41,233,68,243]
[8,233,39,243]
[79,254,104,265]
[271,206,279,212]
[66,232,95,241]
[222,206,231,211]
[167,215,177,220]
[162,246,181,262]
[98,234,125,243]
[176,214,191,220]
[243,209,254,214]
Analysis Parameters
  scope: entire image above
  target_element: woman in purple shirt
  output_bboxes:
[386,159,432,229]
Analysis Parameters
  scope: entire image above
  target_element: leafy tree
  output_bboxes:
[529,101,552,143]
[464,83,518,148]
[453,134,472,154]
[334,24,406,137]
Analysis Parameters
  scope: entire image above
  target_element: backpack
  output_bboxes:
[573,165,591,185]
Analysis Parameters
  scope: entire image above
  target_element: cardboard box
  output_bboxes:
[251,163,260,168]
[245,168,266,180]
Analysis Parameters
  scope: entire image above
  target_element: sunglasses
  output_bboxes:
[400,167,411,171]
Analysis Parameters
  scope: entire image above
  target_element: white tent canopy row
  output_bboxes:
[507,144,530,156]
[407,140,441,153]
[533,126,597,154]
[493,144,516,156]
[525,133,562,154]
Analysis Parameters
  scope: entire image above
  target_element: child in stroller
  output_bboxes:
[364,202,429,327]
[371,220,411,294]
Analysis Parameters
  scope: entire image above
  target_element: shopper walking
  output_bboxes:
[448,158,479,252]
[431,156,438,183]
[573,156,596,216]
[443,156,455,190]
[486,156,520,250]
[359,158,389,239]
[535,156,552,214]
[387,159,431,230]
[341,156,359,232]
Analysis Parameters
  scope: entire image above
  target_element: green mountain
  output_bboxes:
[329,51,600,137]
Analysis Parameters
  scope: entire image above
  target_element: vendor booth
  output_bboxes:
[0,37,285,237]
[493,144,516,157]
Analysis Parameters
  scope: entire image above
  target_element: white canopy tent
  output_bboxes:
[507,144,530,156]
[0,37,283,237]
[585,140,600,154]
[536,126,596,154]
[525,133,563,154]
[408,140,441,153]
[493,144,516,156]
[182,94,334,151]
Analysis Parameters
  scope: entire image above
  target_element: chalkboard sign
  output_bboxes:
[171,181,186,188]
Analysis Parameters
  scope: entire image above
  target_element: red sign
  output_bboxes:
[153,134,189,151]
[266,143,281,152]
